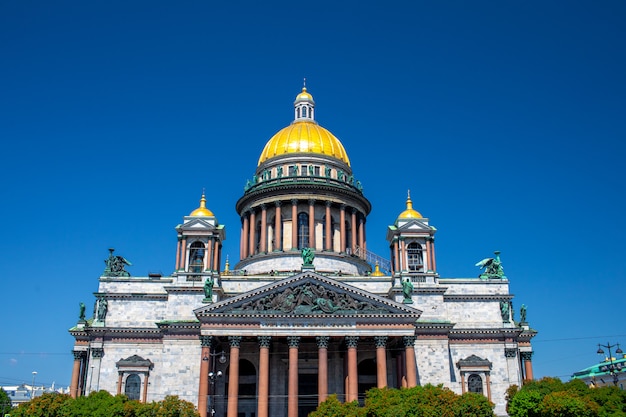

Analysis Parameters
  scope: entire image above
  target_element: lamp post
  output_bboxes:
[596,342,624,386]
[202,350,227,416]
[31,371,37,399]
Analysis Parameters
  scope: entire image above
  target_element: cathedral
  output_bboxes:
[69,86,536,417]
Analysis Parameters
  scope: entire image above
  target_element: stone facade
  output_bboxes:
[69,87,536,417]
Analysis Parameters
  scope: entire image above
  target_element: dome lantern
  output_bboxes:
[397,190,422,221]
[294,79,315,122]
[189,192,215,217]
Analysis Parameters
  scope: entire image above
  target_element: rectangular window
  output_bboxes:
[289,165,297,176]
[314,166,320,176]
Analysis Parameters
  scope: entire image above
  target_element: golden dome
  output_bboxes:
[295,87,314,102]
[189,193,214,217]
[371,262,385,277]
[398,191,422,220]
[258,121,351,166]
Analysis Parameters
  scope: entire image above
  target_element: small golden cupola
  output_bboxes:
[189,193,215,217]
[397,190,422,222]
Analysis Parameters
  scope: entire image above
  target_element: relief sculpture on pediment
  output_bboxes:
[239,283,381,314]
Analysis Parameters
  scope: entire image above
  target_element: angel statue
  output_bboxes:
[301,247,315,267]
[475,251,506,280]
[103,248,132,277]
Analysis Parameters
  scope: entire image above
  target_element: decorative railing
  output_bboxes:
[243,175,364,194]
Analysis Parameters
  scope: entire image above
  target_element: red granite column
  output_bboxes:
[291,200,298,250]
[522,352,534,381]
[175,237,182,271]
[399,238,406,271]
[374,336,388,388]
[325,202,332,251]
[70,351,84,398]
[227,336,242,417]
[403,336,417,388]
[308,199,316,249]
[198,336,212,417]
[460,372,466,394]
[485,373,492,402]
[358,216,364,257]
[287,336,300,417]
[430,238,437,272]
[142,373,149,403]
[274,202,282,251]
[242,214,249,259]
[249,210,257,256]
[316,336,330,405]
[117,372,123,395]
[181,237,187,270]
[260,204,267,253]
[213,240,220,272]
[351,209,357,254]
[393,240,399,273]
[339,205,346,252]
[257,336,271,417]
[346,336,359,402]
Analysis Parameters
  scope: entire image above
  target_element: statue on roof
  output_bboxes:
[301,247,315,266]
[103,248,131,277]
[96,297,108,321]
[475,251,506,279]
[203,276,214,301]
[520,304,527,324]
[78,302,86,321]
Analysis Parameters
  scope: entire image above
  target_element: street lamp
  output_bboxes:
[202,350,227,416]
[31,371,37,399]
[596,342,624,386]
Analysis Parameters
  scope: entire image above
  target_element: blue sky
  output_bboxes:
[1,1,625,389]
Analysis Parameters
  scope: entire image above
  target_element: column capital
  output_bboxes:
[325,201,332,207]
[316,336,330,349]
[340,204,347,210]
[275,200,282,207]
[228,336,242,348]
[402,336,416,347]
[308,199,316,206]
[374,336,388,348]
[72,350,86,360]
[291,199,298,205]
[351,207,358,214]
[287,336,301,348]
[520,351,534,360]
[258,336,272,348]
[505,348,518,358]
[345,336,359,348]
[91,348,104,359]
[200,335,213,347]
[260,203,267,210]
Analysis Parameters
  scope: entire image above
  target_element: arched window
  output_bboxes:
[302,107,307,117]
[298,212,309,249]
[407,242,423,272]
[322,214,335,251]
[189,241,205,273]
[125,374,141,400]
[297,108,300,118]
[468,374,483,394]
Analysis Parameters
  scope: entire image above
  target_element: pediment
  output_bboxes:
[181,217,216,230]
[195,272,421,324]
[396,219,432,232]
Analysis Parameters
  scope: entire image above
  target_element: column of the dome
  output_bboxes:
[204,239,211,271]
[374,336,388,388]
[274,202,282,251]
[291,200,298,250]
[242,214,249,259]
[308,200,315,249]
[351,209,357,254]
[346,336,359,402]
[287,336,300,417]
[316,336,329,405]
[248,209,256,256]
[358,215,365,258]
[325,202,332,251]
[258,336,271,417]
[339,205,346,253]
[260,204,267,253]
[227,336,242,417]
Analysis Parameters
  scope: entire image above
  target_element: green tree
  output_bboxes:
[539,391,598,417]
[454,392,496,417]
[0,388,12,416]
[9,392,72,417]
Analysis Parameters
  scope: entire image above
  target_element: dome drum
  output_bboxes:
[234,251,371,276]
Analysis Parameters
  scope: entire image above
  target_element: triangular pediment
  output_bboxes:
[396,218,431,232]
[181,217,216,230]
[195,272,421,324]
